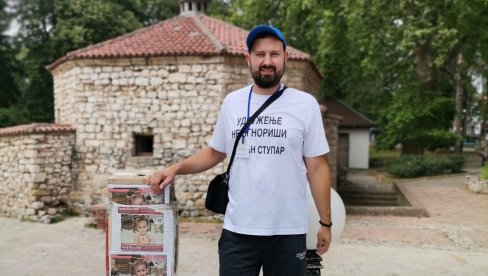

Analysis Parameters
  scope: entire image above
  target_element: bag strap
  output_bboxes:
[226,85,287,174]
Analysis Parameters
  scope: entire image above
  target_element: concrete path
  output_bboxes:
[1,171,487,275]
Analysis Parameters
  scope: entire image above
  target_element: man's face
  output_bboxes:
[247,36,288,89]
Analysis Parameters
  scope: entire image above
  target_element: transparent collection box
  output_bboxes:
[107,172,178,276]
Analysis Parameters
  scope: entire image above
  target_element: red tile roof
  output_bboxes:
[321,98,376,129]
[47,15,312,71]
[0,123,75,137]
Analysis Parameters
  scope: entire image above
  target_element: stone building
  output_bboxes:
[0,0,340,220]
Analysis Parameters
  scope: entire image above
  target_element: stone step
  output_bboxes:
[342,199,399,206]
[338,189,399,206]
[339,189,397,196]
[341,194,398,202]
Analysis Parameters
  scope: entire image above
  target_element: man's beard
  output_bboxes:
[251,64,284,89]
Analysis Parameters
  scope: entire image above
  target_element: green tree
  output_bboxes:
[207,0,233,19]
[117,0,179,26]
[0,0,23,127]
[216,0,325,55]
[5,0,179,127]
[0,44,18,108]
[351,0,488,154]
[219,0,488,155]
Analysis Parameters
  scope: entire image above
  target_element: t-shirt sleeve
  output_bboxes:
[209,101,227,154]
[303,100,330,157]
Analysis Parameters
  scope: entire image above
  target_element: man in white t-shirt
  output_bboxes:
[149,25,332,276]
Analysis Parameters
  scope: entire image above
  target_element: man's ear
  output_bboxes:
[245,53,251,67]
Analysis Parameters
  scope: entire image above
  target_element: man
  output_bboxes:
[149,25,332,276]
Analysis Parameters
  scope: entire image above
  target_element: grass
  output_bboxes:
[50,214,64,223]
[370,148,401,160]
[369,149,400,168]
[48,208,81,224]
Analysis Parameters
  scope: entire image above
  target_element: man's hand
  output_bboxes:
[148,165,178,193]
[316,226,332,255]
[146,147,226,193]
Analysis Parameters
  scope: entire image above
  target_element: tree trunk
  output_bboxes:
[481,92,487,149]
[414,42,432,84]
[401,139,424,155]
[453,53,465,153]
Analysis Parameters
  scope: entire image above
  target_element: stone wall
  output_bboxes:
[323,113,342,189]
[285,60,323,96]
[50,55,336,216]
[0,124,75,222]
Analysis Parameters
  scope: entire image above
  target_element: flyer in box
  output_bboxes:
[108,186,167,205]
[109,205,176,253]
[106,171,178,276]
[109,253,172,276]
[108,184,176,205]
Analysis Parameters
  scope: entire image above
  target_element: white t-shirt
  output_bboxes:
[209,84,330,235]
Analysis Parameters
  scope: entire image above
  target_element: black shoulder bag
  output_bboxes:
[205,86,287,214]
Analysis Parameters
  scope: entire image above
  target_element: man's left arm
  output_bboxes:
[304,154,332,255]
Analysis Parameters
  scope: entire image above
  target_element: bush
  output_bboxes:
[384,155,465,178]
[50,214,65,223]
[480,166,488,180]
[424,130,461,151]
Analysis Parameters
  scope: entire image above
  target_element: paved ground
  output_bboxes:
[1,168,487,275]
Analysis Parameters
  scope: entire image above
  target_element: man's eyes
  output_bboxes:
[255,52,280,57]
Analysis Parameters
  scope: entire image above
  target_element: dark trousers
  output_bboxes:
[218,229,307,276]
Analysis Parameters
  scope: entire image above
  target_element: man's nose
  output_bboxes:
[263,53,272,65]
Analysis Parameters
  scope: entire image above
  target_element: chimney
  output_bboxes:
[179,0,207,16]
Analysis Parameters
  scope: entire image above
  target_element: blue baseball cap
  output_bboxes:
[246,25,287,52]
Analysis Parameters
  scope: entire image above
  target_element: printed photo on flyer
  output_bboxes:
[119,214,165,252]
[109,186,165,205]
[110,254,167,276]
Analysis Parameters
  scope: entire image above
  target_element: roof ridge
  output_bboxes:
[331,97,375,125]
[0,123,75,137]
[191,15,226,54]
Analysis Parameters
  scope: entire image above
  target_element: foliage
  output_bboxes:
[0,0,180,127]
[0,0,487,156]
[116,0,180,26]
[384,154,465,178]
[0,43,20,109]
[423,129,462,151]
[0,105,32,128]
[46,208,80,223]
[480,166,488,180]
[0,0,21,119]
[369,148,401,168]
[50,214,64,223]
[370,149,401,160]
[322,0,487,154]
[376,84,459,151]
[216,0,488,155]
[63,208,80,217]
[206,0,233,19]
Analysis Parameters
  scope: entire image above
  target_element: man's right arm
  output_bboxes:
[148,146,226,192]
